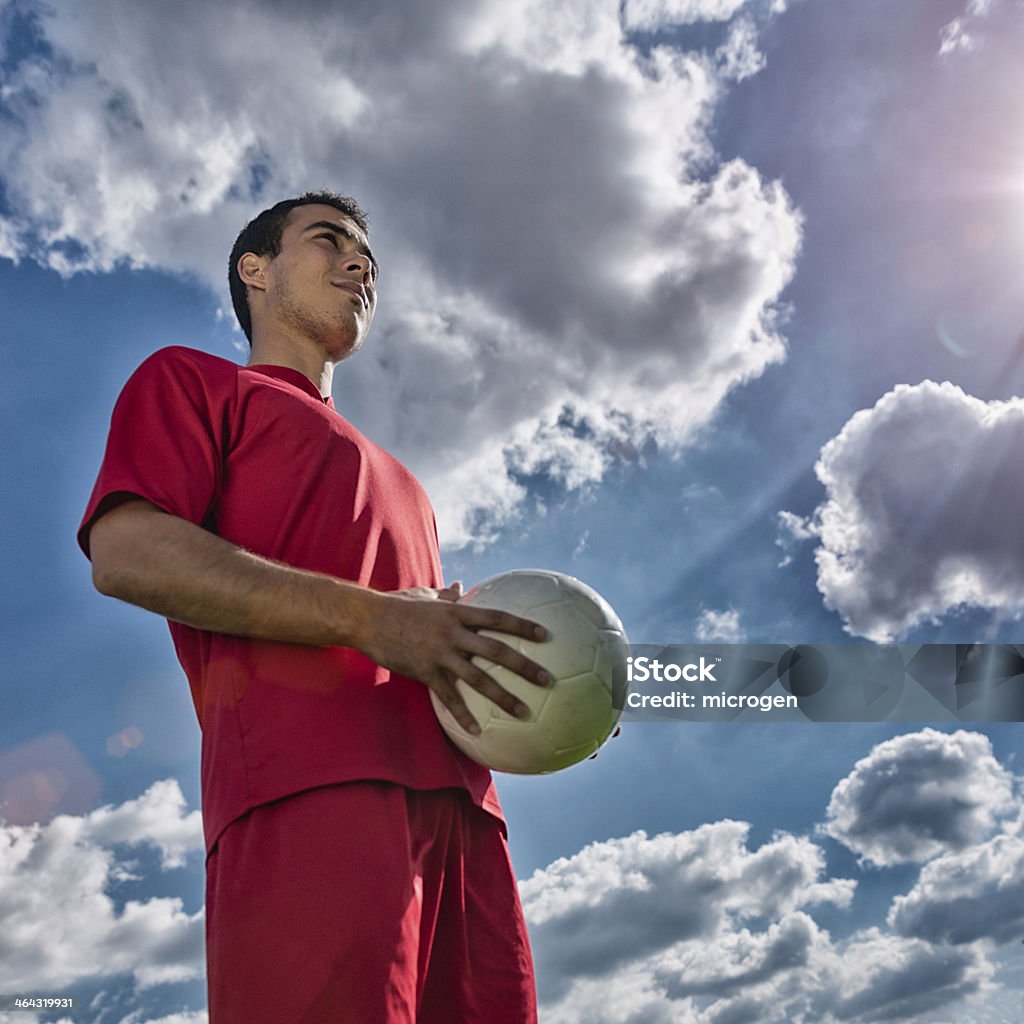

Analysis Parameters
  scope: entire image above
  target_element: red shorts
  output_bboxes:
[205,782,537,1024]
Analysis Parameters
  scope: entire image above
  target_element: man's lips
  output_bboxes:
[333,281,366,306]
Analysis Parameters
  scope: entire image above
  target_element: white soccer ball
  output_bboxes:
[431,569,630,774]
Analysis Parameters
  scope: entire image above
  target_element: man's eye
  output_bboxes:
[317,233,339,248]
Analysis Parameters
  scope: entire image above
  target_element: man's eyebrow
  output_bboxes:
[302,220,377,273]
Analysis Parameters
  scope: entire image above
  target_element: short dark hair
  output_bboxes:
[228,190,370,343]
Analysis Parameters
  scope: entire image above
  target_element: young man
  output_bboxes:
[79,192,546,1023]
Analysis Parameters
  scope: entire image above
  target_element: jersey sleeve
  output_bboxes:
[77,347,234,558]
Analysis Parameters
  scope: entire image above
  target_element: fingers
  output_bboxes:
[379,589,552,723]
[452,652,534,721]
[459,604,548,643]
[431,671,485,735]
[462,629,550,688]
[435,634,546,727]
[449,603,551,692]
[434,655,541,735]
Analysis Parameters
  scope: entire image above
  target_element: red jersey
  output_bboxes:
[79,346,500,851]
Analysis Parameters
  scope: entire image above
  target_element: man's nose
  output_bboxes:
[345,253,372,285]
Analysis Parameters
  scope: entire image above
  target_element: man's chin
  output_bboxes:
[329,332,366,364]
[322,312,370,360]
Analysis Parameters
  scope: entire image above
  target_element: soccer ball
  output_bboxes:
[431,569,630,774]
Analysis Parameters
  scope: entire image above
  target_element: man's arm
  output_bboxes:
[89,498,549,734]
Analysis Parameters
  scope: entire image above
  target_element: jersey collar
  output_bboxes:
[247,363,335,407]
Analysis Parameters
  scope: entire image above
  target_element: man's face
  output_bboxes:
[260,203,378,359]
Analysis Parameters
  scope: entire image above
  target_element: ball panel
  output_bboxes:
[539,672,616,749]
[464,570,563,614]
[531,737,602,775]
[447,674,499,732]
[461,717,558,773]
[558,574,625,632]
[596,630,630,710]
[519,600,598,680]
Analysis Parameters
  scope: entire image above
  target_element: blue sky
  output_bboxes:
[2,1,1024,1021]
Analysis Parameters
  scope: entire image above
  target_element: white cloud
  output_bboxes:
[539,960,700,1024]
[1,740,1015,1024]
[776,509,815,543]
[813,929,992,1023]
[821,729,1016,867]
[0,780,204,993]
[622,0,753,32]
[939,17,977,54]
[0,0,801,548]
[775,508,816,567]
[694,607,746,642]
[522,820,854,1001]
[0,1017,74,1024]
[118,1012,208,1024]
[714,16,766,82]
[889,831,1024,946]
[527,821,994,1024]
[654,911,824,998]
[939,0,1002,55]
[82,779,202,869]
[804,381,1024,641]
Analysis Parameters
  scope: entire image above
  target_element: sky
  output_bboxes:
[2,0,1024,1021]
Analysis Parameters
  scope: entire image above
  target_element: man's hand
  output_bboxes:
[355,583,551,735]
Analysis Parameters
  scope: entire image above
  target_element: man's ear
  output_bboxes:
[238,252,268,292]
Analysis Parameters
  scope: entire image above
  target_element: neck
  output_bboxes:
[248,332,335,398]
